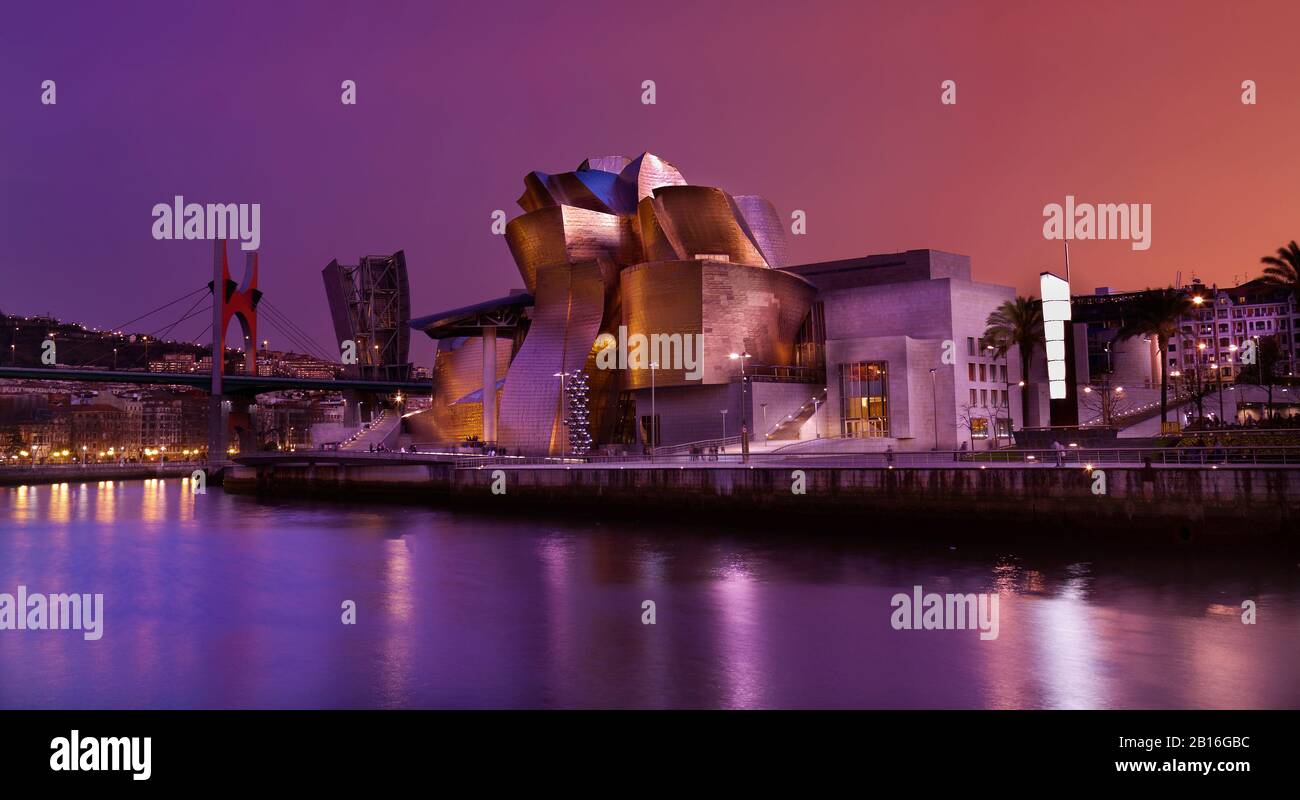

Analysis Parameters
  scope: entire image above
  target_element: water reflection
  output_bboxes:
[0,480,1297,709]
[711,561,766,709]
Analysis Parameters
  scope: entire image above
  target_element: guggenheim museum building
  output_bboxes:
[409,152,1022,455]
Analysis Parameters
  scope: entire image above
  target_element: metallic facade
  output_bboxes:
[619,260,814,389]
[413,151,815,454]
[505,206,639,294]
[496,259,617,453]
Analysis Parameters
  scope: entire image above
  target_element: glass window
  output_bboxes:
[839,361,889,438]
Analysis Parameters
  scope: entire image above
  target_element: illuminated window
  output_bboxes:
[839,361,889,438]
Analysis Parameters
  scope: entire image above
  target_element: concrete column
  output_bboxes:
[208,241,226,462]
[482,327,497,444]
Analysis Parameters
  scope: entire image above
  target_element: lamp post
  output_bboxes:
[553,371,571,458]
[928,367,938,450]
[760,403,769,441]
[811,395,821,438]
[720,408,728,441]
[1213,360,1225,424]
[1228,343,1239,422]
[728,352,751,461]
[649,361,658,460]
[1196,341,1209,423]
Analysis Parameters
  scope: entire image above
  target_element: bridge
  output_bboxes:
[0,366,427,395]
[2,240,424,460]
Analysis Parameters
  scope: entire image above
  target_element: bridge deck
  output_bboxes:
[0,366,429,394]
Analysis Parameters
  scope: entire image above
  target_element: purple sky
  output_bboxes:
[3,0,1299,365]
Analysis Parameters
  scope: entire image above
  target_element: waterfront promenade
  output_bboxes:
[224,446,1300,537]
[0,462,201,487]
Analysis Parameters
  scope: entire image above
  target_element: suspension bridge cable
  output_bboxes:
[260,304,334,362]
[260,300,336,362]
[55,286,210,365]
[260,312,333,363]
[260,305,335,361]
[150,295,211,342]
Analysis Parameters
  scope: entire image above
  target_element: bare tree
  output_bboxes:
[956,403,994,451]
[1079,380,1134,428]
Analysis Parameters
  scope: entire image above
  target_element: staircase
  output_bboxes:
[766,388,826,440]
[341,410,400,451]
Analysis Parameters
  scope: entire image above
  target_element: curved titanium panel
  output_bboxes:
[636,196,677,262]
[415,335,513,443]
[619,152,686,202]
[505,205,640,293]
[518,171,558,214]
[651,186,770,267]
[580,155,632,174]
[620,260,814,390]
[516,164,636,216]
[733,194,789,268]
[497,259,615,454]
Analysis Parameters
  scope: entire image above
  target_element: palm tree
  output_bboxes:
[983,296,1043,429]
[1260,240,1300,301]
[1114,288,1194,428]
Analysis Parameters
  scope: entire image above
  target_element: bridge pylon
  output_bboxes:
[208,240,261,462]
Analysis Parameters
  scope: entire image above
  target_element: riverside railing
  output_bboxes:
[452,446,1300,469]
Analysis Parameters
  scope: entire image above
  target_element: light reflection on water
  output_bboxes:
[0,479,1297,709]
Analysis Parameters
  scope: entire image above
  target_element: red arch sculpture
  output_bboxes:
[211,240,261,376]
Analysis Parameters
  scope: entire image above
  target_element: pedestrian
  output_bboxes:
[1052,439,1065,467]
[885,445,895,466]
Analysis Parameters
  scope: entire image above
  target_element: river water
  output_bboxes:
[1,478,1297,709]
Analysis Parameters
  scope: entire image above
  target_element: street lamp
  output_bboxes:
[728,352,751,461]
[648,361,658,459]
[720,408,728,441]
[928,367,938,450]
[553,371,572,457]
[1207,361,1225,425]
